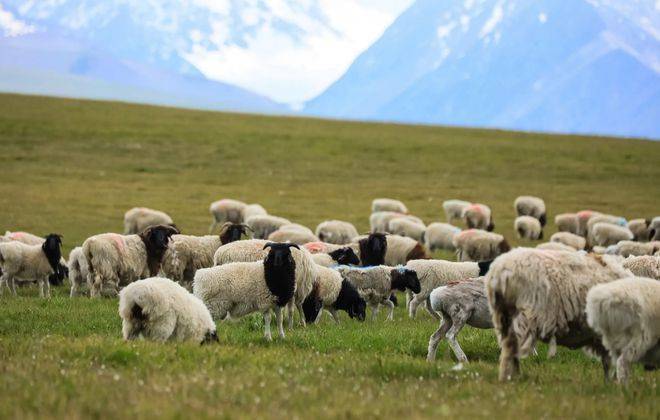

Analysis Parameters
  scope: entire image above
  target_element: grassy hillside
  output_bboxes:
[0,94,658,418]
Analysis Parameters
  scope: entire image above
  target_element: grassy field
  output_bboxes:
[0,93,658,418]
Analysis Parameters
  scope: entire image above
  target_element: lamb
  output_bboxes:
[301,265,367,324]
[336,265,420,321]
[453,229,510,262]
[119,277,218,344]
[554,213,578,234]
[372,198,408,214]
[268,228,318,245]
[514,196,547,227]
[424,223,461,251]
[124,207,175,234]
[586,277,660,383]
[590,223,634,247]
[485,248,631,381]
[241,203,267,221]
[83,225,179,297]
[628,219,651,242]
[388,217,426,243]
[246,215,291,239]
[0,234,63,298]
[69,246,90,297]
[576,210,601,237]
[208,199,247,233]
[650,217,660,241]
[310,247,360,267]
[193,243,301,340]
[160,223,251,288]
[514,216,543,240]
[622,256,660,280]
[550,232,586,250]
[462,203,494,231]
[536,242,577,252]
[315,220,359,245]
[443,200,471,223]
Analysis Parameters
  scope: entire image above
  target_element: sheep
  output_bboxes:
[301,265,367,324]
[554,213,578,234]
[388,217,426,243]
[424,223,461,251]
[536,242,577,252]
[246,215,291,239]
[576,210,601,237]
[315,220,358,245]
[213,239,269,266]
[1,230,45,245]
[485,248,631,381]
[268,228,318,245]
[453,229,510,262]
[372,198,408,214]
[514,196,546,227]
[591,223,634,247]
[443,200,471,223]
[514,216,543,240]
[622,256,660,280]
[369,211,406,233]
[383,234,429,265]
[194,243,301,340]
[550,232,586,250]
[241,203,267,221]
[303,241,358,255]
[405,259,490,319]
[0,234,63,298]
[208,199,247,233]
[310,247,360,267]
[650,217,660,241]
[124,207,175,235]
[586,277,660,383]
[607,241,659,258]
[463,203,494,231]
[69,246,90,297]
[119,277,218,344]
[336,265,420,321]
[83,225,179,297]
[278,223,315,235]
[628,219,651,242]
[160,223,251,289]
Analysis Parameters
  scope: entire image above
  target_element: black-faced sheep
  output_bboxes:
[302,265,367,324]
[310,247,360,267]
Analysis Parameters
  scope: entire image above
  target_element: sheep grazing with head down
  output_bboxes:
[208,199,247,233]
[514,196,547,227]
[194,243,302,340]
[514,216,543,240]
[554,213,578,235]
[550,232,586,250]
[246,215,291,239]
[627,219,651,242]
[337,265,420,321]
[586,277,660,384]
[124,207,175,235]
[372,198,408,214]
[485,248,631,381]
[576,210,601,237]
[302,265,367,324]
[463,203,494,231]
[424,223,461,252]
[0,233,64,298]
[590,223,634,247]
[310,247,360,267]
[453,229,510,262]
[83,225,179,297]
[622,255,660,280]
[369,211,404,233]
[69,246,90,297]
[315,220,359,245]
[443,200,471,223]
[119,277,218,344]
[388,217,426,243]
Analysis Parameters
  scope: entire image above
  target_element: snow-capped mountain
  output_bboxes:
[306,0,660,139]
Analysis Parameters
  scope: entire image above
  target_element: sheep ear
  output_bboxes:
[263,242,274,250]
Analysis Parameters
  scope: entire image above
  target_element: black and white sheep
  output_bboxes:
[1,231,68,286]
[124,207,175,235]
[301,265,367,324]
[514,216,543,240]
[315,220,359,245]
[514,196,547,227]
[310,247,360,267]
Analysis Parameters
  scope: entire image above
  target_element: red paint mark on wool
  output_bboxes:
[304,242,326,254]
[10,232,24,239]
[109,234,126,254]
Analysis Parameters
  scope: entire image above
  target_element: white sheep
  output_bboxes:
[550,232,586,250]
[372,198,408,214]
[514,196,546,226]
[576,210,601,237]
[369,211,405,233]
[622,256,660,280]
[424,223,461,252]
[124,207,175,235]
[268,228,319,245]
[119,277,218,344]
[650,217,660,241]
[514,216,543,240]
[0,234,63,298]
[83,225,179,297]
[586,277,660,383]
[591,223,634,247]
[301,265,366,324]
[241,203,267,221]
[628,219,651,242]
[554,213,578,235]
[536,242,577,252]
[315,220,359,245]
[383,234,429,266]
[1,230,45,245]
[246,215,291,239]
[442,200,471,223]
[486,248,631,381]
[208,199,247,233]
[388,217,426,243]
[453,229,510,262]
[69,246,90,297]
[607,241,659,258]
[462,203,494,231]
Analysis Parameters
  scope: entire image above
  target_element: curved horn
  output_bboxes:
[263,242,275,250]
[240,224,254,232]
[286,243,300,250]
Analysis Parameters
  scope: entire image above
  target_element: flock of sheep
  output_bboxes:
[1,196,659,385]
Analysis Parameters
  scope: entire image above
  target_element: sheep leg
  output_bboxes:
[0,273,14,295]
[427,314,452,362]
[370,303,380,321]
[263,311,273,341]
[40,276,51,298]
[408,295,423,319]
[69,279,79,297]
[547,336,557,359]
[616,351,634,385]
[445,314,469,363]
[383,298,395,321]
[425,297,441,320]
[314,308,324,324]
[405,290,412,310]
[494,297,520,381]
[274,306,286,339]
[329,309,340,324]
[296,303,307,328]
[286,302,295,330]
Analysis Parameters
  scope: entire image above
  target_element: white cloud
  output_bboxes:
[0,4,36,37]
[479,2,503,38]
[437,22,456,39]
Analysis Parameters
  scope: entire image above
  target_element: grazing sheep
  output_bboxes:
[388,217,426,243]
[536,242,577,252]
[268,228,318,245]
[241,203,267,221]
[194,243,301,340]
[369,211,406,233]
[453,230,510,262]
[514,196,547,227]
[650,217,660,241]
[246,215,291,239]
[124,207,175,235]
[591,223,634,247]
[628,219,651,242]
[337,265,420,321]
[622,256,660,280]
[550,232,586,250]
[208,199,247,233]
[1,230,45,245]
[83,225,179,297]
[0,234,63,298]
[514,216,543,240]
[576,210,601,237]
[554,213,578,234]
[586,277,660,383]
[424,223,461,251]
[119,277,218,344]
[315,220,359,245]
[310,247,360,267]
[443,200,471,223]
[372,198,408,214]
[69,246,90,297]
[607,241,659,258]
[486,248,631,381]
[383,234,429,266]
[301,265,367,324]
[463,203,494,231]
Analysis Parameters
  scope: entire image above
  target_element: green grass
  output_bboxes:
[0,93,658,418]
